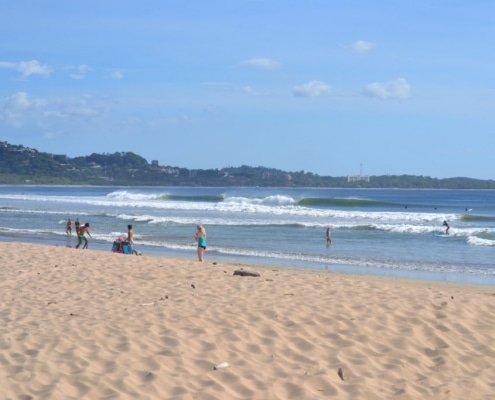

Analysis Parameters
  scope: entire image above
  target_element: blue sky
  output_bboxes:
[1,1,494,179]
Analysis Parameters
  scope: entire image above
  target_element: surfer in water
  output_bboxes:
[442,220,450,235]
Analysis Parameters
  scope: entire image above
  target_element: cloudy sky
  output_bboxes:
[1,0,494,179]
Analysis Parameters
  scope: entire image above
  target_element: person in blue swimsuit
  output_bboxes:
[194,225,207,262]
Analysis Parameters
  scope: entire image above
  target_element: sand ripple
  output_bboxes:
[1,242,495,399]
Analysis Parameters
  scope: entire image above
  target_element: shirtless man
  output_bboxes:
[127,224,134,243]
[127,224,141,255]
[76,223,92,249]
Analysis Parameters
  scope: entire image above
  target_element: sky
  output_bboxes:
[1,0,494,180]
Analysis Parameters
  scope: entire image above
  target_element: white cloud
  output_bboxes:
[242,85,270,96]
[293,80,332,98]
[67,64,92,80]
[76,64,92,74]
[243,85,257,95]
[0,92,46,127]
[363,78,411,100]
[111,70,124,79]
[48,95,109,120]
[0,92,109,129]
[242,58,281,70]
[0,60,52,78]
[351,40,376,53]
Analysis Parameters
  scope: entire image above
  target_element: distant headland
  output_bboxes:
[1,141,494,189]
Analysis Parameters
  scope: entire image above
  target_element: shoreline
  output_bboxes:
[3,240,493,290]
[2,235,495,286]
[1,241,495,399]
[1,183,495,191]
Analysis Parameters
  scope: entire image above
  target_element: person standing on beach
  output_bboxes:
[66,218,72,236]
[194,225,207,262]
[127,224,141,255]
[127,224,134,243]
[326,227,332,246]
[76,223,92,249]
[74,218,81,235]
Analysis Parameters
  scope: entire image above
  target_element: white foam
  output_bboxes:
[467,236,495,247]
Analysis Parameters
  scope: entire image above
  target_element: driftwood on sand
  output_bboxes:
[233,269,260,277]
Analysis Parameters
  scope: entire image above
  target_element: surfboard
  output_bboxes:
[434,233,451,238]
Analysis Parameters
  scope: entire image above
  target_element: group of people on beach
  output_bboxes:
[66,218,92,249]
[66,218,207,261]
[66,219,136,252]
[67,216,451,259]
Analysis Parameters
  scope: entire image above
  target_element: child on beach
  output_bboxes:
[194,225,207,262]
[66,218,72,236]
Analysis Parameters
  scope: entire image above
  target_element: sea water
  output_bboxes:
[1,186,494,284]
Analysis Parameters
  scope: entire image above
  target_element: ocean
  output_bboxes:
[1,186,494,284]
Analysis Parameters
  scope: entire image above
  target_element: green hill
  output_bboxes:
[1,141,494,189]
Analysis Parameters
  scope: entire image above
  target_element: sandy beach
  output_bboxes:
[1,242,494,399]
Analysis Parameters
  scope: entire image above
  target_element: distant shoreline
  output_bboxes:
[1,183,495,191]
[2,141,495,188]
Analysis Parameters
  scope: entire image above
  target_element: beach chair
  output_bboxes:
[112,237,134,255]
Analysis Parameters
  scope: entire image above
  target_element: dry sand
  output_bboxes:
[1,242,495,400]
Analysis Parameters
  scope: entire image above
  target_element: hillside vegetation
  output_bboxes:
[1,141,494,189]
